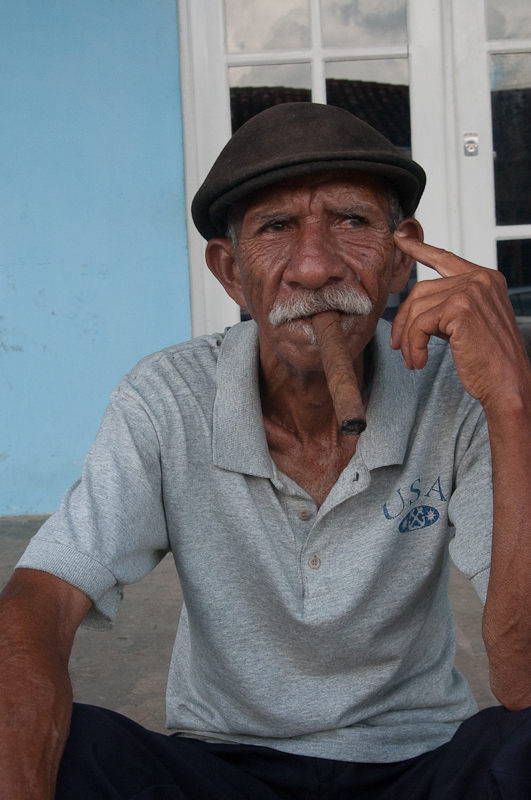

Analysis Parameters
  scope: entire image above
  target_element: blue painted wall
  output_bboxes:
[1,0,190,514]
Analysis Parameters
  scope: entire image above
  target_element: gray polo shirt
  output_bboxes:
[17,319,493,763]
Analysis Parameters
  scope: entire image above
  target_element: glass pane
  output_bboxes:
[519,292,531,315]
[497,239,531,288]
[326,60,410,152]
[485,0,531,40]
[490,53,531,225]
[321,0,407,49]
[224,0,310,53]
[229,64,311,133]
[498,240,531,358]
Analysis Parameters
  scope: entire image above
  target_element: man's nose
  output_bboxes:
[282,222,348,289]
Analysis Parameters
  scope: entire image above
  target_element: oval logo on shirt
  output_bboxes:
[399,505,439,533]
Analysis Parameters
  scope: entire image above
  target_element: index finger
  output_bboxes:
[393,232,482,278]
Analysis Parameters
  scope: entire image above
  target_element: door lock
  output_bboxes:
[463,133,479,157]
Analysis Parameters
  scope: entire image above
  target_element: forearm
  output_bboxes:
[482,383,531,710]
[0,634,73,799]
[389,234,531,707]
[0,570,90,799]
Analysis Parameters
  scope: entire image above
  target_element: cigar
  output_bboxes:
[312,310,367,436]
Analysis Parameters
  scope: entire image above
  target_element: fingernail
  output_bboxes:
[394,231,409,238]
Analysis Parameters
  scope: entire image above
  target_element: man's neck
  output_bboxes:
[258,335,372,505]
[258,335,371,439]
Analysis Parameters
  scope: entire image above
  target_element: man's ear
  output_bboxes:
[205,238,247,308]
[389,218,424,294]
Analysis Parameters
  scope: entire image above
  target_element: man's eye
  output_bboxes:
[342,216,366,228]
[263,220,288,232]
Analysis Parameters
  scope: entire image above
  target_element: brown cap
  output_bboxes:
[192,102,426,241]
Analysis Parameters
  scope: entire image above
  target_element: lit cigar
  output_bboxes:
[312,310,367,436]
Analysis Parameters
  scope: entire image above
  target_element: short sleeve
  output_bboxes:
[448,411,493,604]
[16,384,170,628]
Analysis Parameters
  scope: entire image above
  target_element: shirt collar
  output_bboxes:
[212,319,418,476]
[213,321,274,477]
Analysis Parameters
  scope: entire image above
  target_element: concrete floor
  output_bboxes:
[0,514,496,736]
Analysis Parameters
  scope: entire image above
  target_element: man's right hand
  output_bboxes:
[0,569,91,799]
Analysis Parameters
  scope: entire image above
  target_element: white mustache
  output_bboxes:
[268,286,372,327]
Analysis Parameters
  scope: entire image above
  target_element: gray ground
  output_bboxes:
[0,515,496,736]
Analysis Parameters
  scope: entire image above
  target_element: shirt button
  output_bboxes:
[353,472,359,482]
[298,509,311,521]
[308,556,321,570]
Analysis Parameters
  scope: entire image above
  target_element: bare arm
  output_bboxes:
[391,232,531,710]
[0,568,92,799]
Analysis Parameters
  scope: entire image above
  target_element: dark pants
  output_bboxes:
[55,703,531,799]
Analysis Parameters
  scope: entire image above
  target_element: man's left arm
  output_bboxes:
[391,232,531,711]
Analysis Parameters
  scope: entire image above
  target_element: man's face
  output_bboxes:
[213,172,413,373]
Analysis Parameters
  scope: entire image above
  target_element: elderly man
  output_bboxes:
[2,103,531,799]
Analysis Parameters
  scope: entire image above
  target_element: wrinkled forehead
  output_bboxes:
[236,169,392,220]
